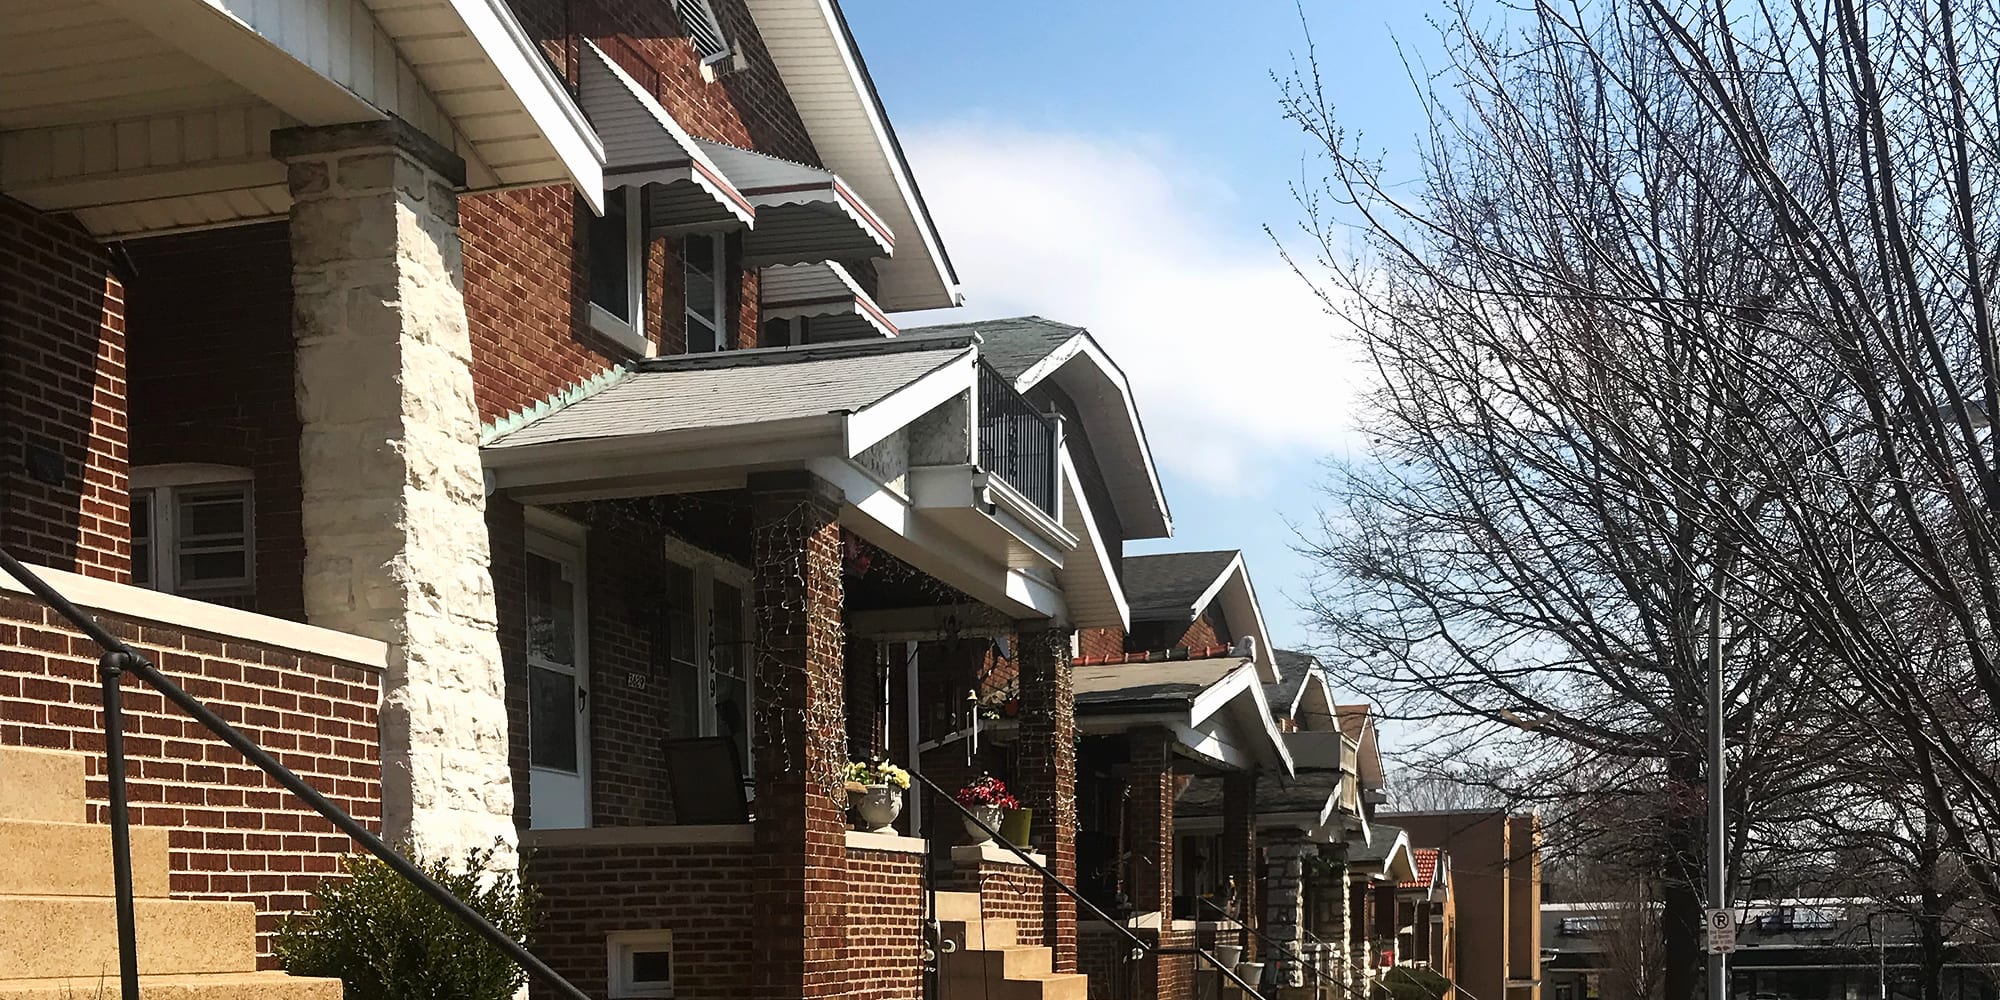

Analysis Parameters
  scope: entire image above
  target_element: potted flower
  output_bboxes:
[954,775,1019,843]
[844,760,910,833]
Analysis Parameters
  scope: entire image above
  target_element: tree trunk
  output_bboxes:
[1663,753,1706,1000]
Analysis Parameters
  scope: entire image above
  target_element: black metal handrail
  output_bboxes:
[1196,895,1375,1000]
[0,549,593,1000]
[976,360,1058,515]
[913,771,1274,1000]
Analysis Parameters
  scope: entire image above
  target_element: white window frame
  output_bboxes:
[606,929,675,999]
[525,510,592,830]
[588,186,651,357]
[681,231,730,354]
[661,536,753,774]
[129,464,255,600]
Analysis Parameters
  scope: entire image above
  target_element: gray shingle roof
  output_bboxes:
[1072,656,1247,712]
[900,316,1085,383]
[1351,824,1408,865]
[1122,550,1240,619]
[1266,650,1319,718]
[486,338,970,450]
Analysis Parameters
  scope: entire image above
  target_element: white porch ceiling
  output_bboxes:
[0,0,603,240]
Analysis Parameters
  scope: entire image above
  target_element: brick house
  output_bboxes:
[0,2,1318,997]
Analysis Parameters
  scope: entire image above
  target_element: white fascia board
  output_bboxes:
[1190,554,1277,682]
[454,0,605,207]
[810,457,1066,622]
[1171,721,1254,772]
[1188,662,1259,729]
[1059,450,1129,630]
[843,348,975,457]
[1292,663,1335,724]
[483,414,843,488]
[980,474,1079,555]
[1015,333,1171,538]
[1186,662,1294,776]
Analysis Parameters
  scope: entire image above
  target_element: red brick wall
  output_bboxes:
[0,589,381,962]
[0,197,128,581]
[1017,626,1077,969]
[465,0,821,427]
[123,223,305,622]
[1079,627,1124,661]
[844,845,925,1000]
[524,837,757,1000]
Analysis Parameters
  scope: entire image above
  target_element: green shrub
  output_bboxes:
[276,846,536,1000]
[1377,965,1455,1000]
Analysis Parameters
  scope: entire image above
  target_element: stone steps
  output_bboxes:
[0,974,343,1000]
[934,889,1087,1000]
[0,748,342,997]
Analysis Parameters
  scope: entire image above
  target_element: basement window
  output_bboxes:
[130,465,255,607]
[607,929,674,998]
[588,187,649,357]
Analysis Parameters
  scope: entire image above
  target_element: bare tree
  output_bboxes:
[1278,1,1976,994]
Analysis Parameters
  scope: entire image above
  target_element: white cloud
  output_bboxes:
[895,122,1368,494]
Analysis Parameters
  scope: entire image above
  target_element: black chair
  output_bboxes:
[660,736,750,824]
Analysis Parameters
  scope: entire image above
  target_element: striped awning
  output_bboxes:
[577,40,754,231]
[693,139,894,265]
[760,261,895,341]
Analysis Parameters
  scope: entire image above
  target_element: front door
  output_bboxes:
[527,534,589,829]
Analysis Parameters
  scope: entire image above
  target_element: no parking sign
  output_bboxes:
[1705,908,1737,954]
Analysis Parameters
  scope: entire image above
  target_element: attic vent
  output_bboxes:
[675,0,731,62]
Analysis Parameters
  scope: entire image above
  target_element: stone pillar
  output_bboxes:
[748,470,848,1000]
[1222,772,1259,954]
[1263,829,1312,987]
[1127,729,1176,1000]
[1017,624,1077,970]
[274,118,511,860]
[1306,847,1350,991]
[1350,881,1371,984]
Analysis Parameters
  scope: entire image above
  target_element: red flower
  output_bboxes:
[955,775,1020,810]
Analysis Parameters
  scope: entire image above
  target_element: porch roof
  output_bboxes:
[1173,772,1351,840]
[483,338,963,450]
[1351,823,1420,883]
[1074,656,1294,775]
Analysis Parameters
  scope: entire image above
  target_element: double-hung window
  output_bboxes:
[587,187,649,356]
[130,465,255,607]
[661,538,752,778]
[682,232,729,353]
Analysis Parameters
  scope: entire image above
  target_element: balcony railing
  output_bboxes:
[977,360,1057,516]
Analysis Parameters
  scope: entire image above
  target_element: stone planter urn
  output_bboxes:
[963,805,1006,843]
[1235,962,1266,989]
[853,784,903,833]
[1213,945,1242,969]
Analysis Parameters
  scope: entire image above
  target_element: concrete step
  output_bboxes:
[943,944,1053,979]
[0,748,85,824]
[934,890,983,922]
[940,916,1017,949]
[0,819,172,897]
[942,971,1088,1000]
[0,896,258,979]
[0,973,344,1000]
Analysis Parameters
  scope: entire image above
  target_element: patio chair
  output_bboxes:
[660,735,751,824]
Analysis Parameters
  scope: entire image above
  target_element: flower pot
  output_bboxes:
[853,784,903,833]
[963,804,1006,842]
[999,807,1033,847]
[1235,962,1265,988]
[1213,945,1242,968]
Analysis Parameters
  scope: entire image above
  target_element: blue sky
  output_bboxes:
[845,1,1442,651]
